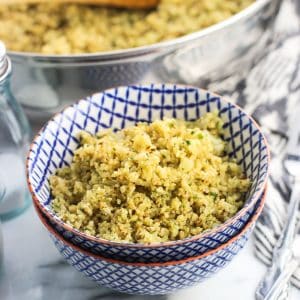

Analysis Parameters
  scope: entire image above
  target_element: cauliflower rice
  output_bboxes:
[50,113,250,244]
[0,0,254,54]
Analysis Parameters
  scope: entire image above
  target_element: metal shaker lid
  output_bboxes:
[0,41,5,55]
[0,41,9,82]
[0,41,6,67]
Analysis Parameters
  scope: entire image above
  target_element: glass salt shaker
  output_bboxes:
[0,184,4,271]
[0,41,31,220]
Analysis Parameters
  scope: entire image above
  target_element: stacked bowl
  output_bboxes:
[27,84,269,295]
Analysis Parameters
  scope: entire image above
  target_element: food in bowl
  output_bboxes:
[50,113,250,244]
[0,0,254,54]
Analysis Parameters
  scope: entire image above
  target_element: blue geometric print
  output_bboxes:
[50,222,253,295]
[27,84,269,263]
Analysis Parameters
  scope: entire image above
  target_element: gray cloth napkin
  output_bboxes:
[206,0,300,291]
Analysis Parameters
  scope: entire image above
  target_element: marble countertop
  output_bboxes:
[0,205,299,300]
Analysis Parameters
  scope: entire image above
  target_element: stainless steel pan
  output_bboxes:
[7,0,281,120]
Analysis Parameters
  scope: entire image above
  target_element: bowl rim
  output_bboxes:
[34,186,266,267]
[8,0,271,61]
[26,83,270,249]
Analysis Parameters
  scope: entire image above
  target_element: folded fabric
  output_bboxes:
[206,0,300,295]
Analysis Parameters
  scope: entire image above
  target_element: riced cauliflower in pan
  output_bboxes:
[0,0,254,54]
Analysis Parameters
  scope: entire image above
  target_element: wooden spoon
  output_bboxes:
[0,0,160,9]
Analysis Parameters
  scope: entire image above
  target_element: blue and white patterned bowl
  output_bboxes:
[35,188,266,295]
[27,84,269,263]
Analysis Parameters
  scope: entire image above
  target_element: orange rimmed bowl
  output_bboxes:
[34,187,267,295]
[27,84,269,263]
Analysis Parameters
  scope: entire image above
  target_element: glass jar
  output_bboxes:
[0,184,4,271]
[0,41,31,220]
[0,184,3,272]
